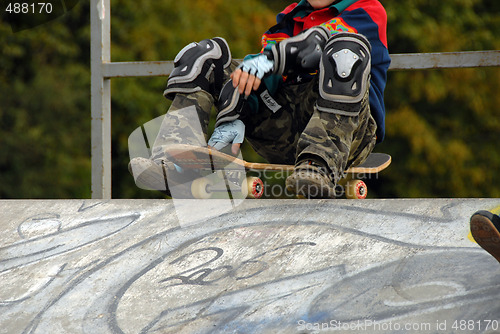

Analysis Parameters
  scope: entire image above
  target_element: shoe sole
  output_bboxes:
[470,214,500,263]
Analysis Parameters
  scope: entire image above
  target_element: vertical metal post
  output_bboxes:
[90,0,111,199]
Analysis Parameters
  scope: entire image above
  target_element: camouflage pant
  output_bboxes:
[152,61,377,185]
[151,61,238,161]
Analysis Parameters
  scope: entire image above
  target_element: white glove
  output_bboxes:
[238,54,275,79]
[208,119,245,155]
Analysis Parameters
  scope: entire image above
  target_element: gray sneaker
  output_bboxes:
[129,157,202,198]
[128,157,169,192]
[285,159,336,199]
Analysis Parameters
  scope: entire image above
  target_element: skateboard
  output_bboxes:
[164,144,391,199]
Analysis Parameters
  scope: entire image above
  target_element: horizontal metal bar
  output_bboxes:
[102,50,500,78]
[103,61,174,78]
[389,50,500,70]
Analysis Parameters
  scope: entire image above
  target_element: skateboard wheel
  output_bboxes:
[243,177,264,199]
[191,177,213,199]
[345,179,367,199]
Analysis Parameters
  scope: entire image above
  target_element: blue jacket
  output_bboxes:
[254,0,391,142]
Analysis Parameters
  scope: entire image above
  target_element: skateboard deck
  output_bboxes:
[164,144,391,199]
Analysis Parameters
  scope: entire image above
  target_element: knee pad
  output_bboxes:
[316,33,371,116]
[268,26,331,76]
[164,37,231,100]
[214,80,249,128]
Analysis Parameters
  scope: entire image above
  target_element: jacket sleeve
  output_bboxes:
[336,5,391,143]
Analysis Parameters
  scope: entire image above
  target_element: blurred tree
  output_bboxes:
[375,0,500,197]
[0,2,91,198]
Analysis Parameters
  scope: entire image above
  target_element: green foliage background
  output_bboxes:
[0,0,499,198]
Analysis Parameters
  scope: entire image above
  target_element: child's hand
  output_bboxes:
[208,119,246,155]
[231,69,261,97]
[231,54,274,97]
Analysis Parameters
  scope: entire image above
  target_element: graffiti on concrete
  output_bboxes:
[0,199,499,334]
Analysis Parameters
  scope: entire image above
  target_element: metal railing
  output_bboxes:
[90,0,500,199]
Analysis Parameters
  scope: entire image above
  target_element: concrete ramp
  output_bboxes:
[1,199,500,333]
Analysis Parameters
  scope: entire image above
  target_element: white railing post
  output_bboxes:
[90,0,112,199]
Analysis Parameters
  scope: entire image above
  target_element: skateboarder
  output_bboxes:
[130,0,391,198]
[470,211,500,263]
